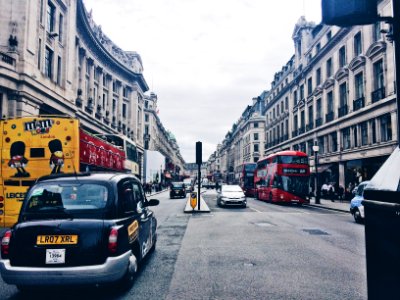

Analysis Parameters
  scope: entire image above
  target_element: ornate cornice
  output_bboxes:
[76,0,148,92]
[334,67,349,81]
[349,55,366,71]
[366,41,386,59]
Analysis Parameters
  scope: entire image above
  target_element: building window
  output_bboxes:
[40,0,44,24]
[380,114,392,142]
[316,68,321,85]
[316,98,322,119]
[316,43,321,53]
[112,99,116,113]
[339,46,346,67]
[326,58,332,77]
[122,103,127,118]
[339,82,347,107]
[254,144,259,152]
[342,127,351,150]
[361,122,368,145]
[254,122,258,128]
[38,39,42,70]
[44,47,53,79]
[373,21,381,42]
[354,32,362,56]
[326,30,332,41]
[47,1,56,32]
[371,120,377,143]
[123,87,129,98]
[355,72,364,100]
[145,114,149,122]
[373,59,384,90]
[331,132,338,152]
[307,77,313,95]
[58,13,63,43]
[327,91,334,113]
[354,126,359,147]
[294,115,298,131]
[300,84,304,101]
[254,133,259,141]
[308,105,313,127]
[56,56,62,85]
[103,74,107,86]
[318,137,325,154]
[103,93,107,108]
[285,97,288,110]
[293,90,298,106]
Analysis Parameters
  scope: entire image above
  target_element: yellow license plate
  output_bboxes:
[37,235,78,245]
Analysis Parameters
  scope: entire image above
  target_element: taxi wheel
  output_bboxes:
[118,254,138,290]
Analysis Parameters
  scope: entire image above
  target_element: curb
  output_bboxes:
[306,203,350,213]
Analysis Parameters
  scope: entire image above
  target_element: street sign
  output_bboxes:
[190,192,197,209]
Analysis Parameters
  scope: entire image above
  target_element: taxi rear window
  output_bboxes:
[24,183,109,213]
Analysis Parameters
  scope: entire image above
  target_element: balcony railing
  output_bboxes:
[306,122,314,131]
[315,117,323,127]
[325,112,334,123]
[353,96,365,111]
[338,105,348,117]
[371,87,385,103]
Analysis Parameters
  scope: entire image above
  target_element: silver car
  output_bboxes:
[217,185,247,208]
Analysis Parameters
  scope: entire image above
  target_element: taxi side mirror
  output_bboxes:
[145,199,159,207]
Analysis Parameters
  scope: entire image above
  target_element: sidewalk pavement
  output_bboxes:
[306,196,350,213]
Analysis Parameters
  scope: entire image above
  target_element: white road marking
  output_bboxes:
[249,207,262,213]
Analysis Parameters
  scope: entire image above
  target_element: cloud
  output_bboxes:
[83,0,322,163]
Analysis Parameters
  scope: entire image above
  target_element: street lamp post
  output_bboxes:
[312,142,320,204]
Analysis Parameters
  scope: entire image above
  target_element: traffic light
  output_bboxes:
[196,141,202,165]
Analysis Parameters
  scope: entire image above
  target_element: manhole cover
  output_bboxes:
[302,229,329,235]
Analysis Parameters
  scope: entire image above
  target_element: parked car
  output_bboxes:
[0,172,159,291]
[217,185,247,208]
[170,182,186,198]
[350,181,370,223]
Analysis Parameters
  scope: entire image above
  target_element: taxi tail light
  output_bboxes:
[108,227,118,254]
[1,230,12,256]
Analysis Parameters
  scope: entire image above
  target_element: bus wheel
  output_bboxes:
[255,191,259,200]
[269,193,273,202]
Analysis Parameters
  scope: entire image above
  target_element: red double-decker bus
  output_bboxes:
[239,163,257,197]
[254,151,310,204]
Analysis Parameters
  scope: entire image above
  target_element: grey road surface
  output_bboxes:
[0,189,366,299]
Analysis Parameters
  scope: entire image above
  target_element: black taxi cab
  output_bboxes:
[169,182,186,199]
[0,172,159,290]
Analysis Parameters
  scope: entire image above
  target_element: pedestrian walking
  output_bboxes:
[328,183,335,202]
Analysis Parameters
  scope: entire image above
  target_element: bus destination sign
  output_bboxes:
[282,168,307,174]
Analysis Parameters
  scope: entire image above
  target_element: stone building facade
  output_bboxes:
[210,0,397,190]
[144,92,185,180]
[0,0,185,180]
[264,0,397,190]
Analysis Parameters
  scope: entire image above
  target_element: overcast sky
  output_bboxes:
[83,0,322,163]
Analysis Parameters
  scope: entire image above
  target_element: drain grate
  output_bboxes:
[302,229,329,235]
